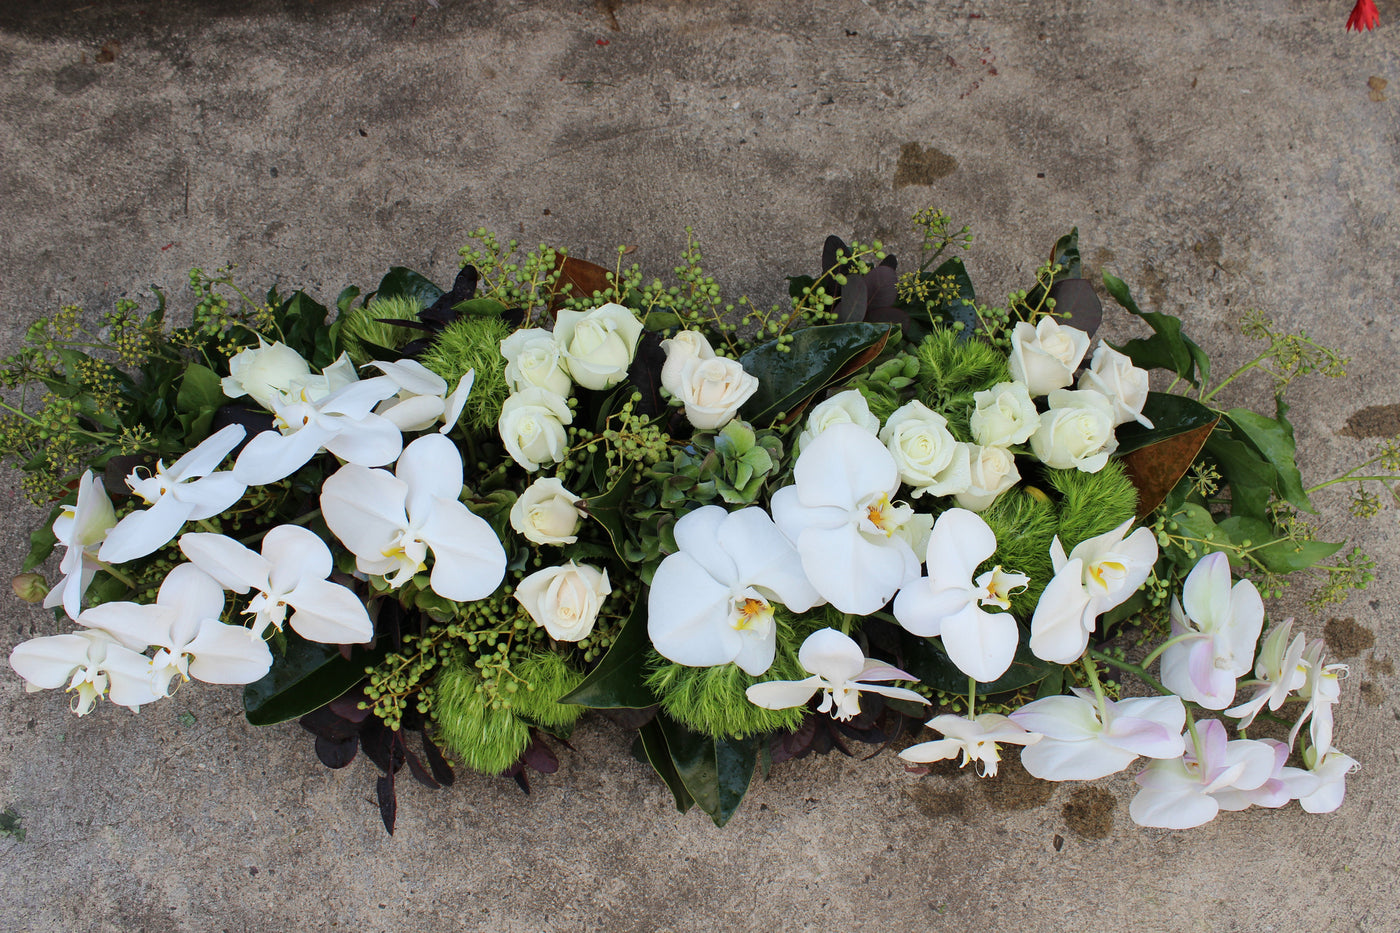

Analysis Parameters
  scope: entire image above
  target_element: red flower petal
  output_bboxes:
[1347,0,1379,32]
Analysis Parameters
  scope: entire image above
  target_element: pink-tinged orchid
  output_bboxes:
[232,377,402,486]
[8,628,160,715]
[745,628,929,721]
[98,424,248,564]
[648,505,822,676]
[363,359,474,434]
[320,433,506,601]
[80,563,273,695]
[1159,552,1265,710]
[1290,638,1347,754]
[893,508,1028,683]
[1028,518,1158,665]
[43,470,117,620]
[179,525,373,644]
[899,712,1041,777]
[1011,688,1186,781]
[1283,746,1359,814]
[771,422,921,616]
[1225,618,1308,728]
[1129,719,1287,829]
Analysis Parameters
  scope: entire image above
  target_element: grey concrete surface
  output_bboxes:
[1,1,1397,931]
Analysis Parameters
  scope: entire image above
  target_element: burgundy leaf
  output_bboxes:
[314,735,360,769]
[522,734,559,775]
[421,732,456,787]
[376,773,397,835]
[403,745,441,790]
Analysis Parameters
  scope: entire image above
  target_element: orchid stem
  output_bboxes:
[1085,648,1172,698]
[98,562,137,590]
[1081,655,1108,720]
[967,676,977,720]
[1140,633,1199,669]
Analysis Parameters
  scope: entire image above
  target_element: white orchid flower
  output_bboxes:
[98,424,248,564]
[898,712,1042,777]
[179,526,373,644]
[1011,688,1186,781]
[8,628,160,715]
[1129,719,1287,829]
[745,628,929,721]
[320,433,506,601]
[647,505,823,676]
[1225,619,1309,728]
[1290,638,1346,754]
[1282,745,1358,814]
[1158,552,1265,710]
[232,376,402,486]
[80,563,273,695]
[221,339,314,411]
[771,422,922,616]
[1028,518,1158,665]
[43,470,117,620]
[363,359,474,434]
[893,508,1029,683]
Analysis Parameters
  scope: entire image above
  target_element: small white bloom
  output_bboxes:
[1283,745,1359,814]
[648,505,821,676]
[364,358,474,434]
[899,713,1042,777]
[659,330,716,396]
[796,389,881,453]
[1011,688,1187,781]
[221,340,313,411]
[1290,638,1346,755]
[970,381,1040,447]
[8,628,160,715]
[893,509,1028,683]
[745,628,929,721]
[1078,343,1153,428]
[1028,518,1158,664]
[515,561,611,642]
[43,470,117,620]
[954,444,1021,512]
[1159,552,1265,710]
[320,434,507,601]
[498,388,573,472]
[99,424,248,564]
[553,303,645,391]
[509,477,584,546]
[878,400,972,498]
[1008,317,1091,396]
[670,356,759,430]
[1029,388,1118,472]
[501,328,573,398]
[1225,619,1309,728]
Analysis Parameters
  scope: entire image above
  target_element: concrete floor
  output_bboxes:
[1,1,1397,931]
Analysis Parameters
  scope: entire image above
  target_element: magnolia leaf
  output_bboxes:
[656,714,757,827]
[22,518,59,573]
[559,600,655,709]
[1115,393,1220,455]
[1049,228,1082,279]
[1103,272,1209,386]
[243,632,388,727]
[1046,278,1101,336]
[549,255,614,309]
[374,267,445,307]
[1117,395,1221,518]
[738,322,894,427]
[634,720,695,813]
[1204,428,1277,521]
[582,464,637,562]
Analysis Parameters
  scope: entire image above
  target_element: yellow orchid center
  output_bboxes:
[864,493,900,536]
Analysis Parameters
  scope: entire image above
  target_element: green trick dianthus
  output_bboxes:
[337,297,424,366]
[913,328,1010,439]
[431,652,531,774]
[1044,458,1139,552]
[508,651,586,730]
[418,316,512,434]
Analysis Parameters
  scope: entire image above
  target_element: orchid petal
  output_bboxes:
[898,738,963,763]
[924,508,998,577]
[1028,558,1093,664]
[321,414,403,468]
[798,523,916,616]
[797,628,866,684]
[419,500,507,601]
[1020,736,1140,781]
[715,507,820,612]
[158,563,228,631]
[178,533,270,594]
[891,579,960,638]
[364,358,448,396]
[395,433,465,518]
[98,493,194,564]
[233,423,333,486]
[100,647,163,710]
[379,394,446,432]
[167,424,246,480]
[78,602,165,653]
[320,465,409,558]
[1181,551,1232,628]
[940,605,1019,683]
[1129,783,1220,829]
[441,371,475,432]
[260,525,334,590]
[671,506,739,585]
[647,553,740,668]
[284,579,374,644]
[182,619,273,684]
[745,676,824,710]
[791,423,896,510]
[1010,695,1104,741]
[731,629,779,678]
[857,682,931,706]
[316,376,400,419]
[9,633,102,689]
[178,472,248,521]
[1103,717,1186,760]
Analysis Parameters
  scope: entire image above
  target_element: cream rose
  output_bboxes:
[554,303,645,391]
[797,389,881,452]
[672,356,758,430]
[878,400,972,498]
[1009,318,1091,396]
[954,445,1022,512]
[510,477,584,545]
[1078,343,1153,428]
[498,388,573,472]
[222,340,313,410]
[1029,389,1118,472]
[515,561,611,642]
[970,381,1041,448]
[501,328,573,398]
[660,330,716,397]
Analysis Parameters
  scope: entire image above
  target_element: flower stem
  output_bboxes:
[98,562,137,590]
[1140,632,1200,669]
[1084,647,1172,698]
[1081,655,1108,720]
[967,675,977,720]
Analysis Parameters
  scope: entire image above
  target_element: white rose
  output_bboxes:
[222,340,312,410]
[878,400,972,498]
[797,389,881,452]
[510,477,584,545]
[1030,389,1118,472]
[499,388,573,472]
[955,445,1022,512]
[1078,343,1153,428]
[660,330,716,397]
[970,381,1041,447]
[515,561,611,642]
[1009,318,1092,396]
[673,356,758,430]
[554,303,645,391]
[502,328,573,398]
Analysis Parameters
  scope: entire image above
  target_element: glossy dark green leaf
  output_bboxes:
[374,267,445,307]
[635,721,695,814]
[278,292,336,369]
[1103,272,1209,386]
[898,626,1053,696]
[335,285,362,314]
[582,464,636,562]
[657,714,757,826]
[1203,428,1276,520]
[738,322,894,426]
[1115,393,1220,455]
[559,600,656,709]
[1050,228,1082,279]
[243,632,387,727]
[175,363,225,414]
[1252,538,1344,574]
[1226,404,1313,513]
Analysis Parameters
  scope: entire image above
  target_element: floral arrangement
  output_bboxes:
[5,211,1388,832]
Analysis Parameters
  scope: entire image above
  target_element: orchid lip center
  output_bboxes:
[975,565,1028,611]
[730,592,774,635]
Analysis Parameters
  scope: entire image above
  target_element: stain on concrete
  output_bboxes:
[1341,404,1400,438]
[1367,656,1393,675]
[980,754,1053,811]
[53,63,99,96]
[1193,233,1223,265]
[1359,681,1386,707]
[893,142,958,188]
[906,785,970,822]
[1369,76,1388,102]
[1324,617,1375,657]
[1062,787,1115,839]
[1093,247,1117,268]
